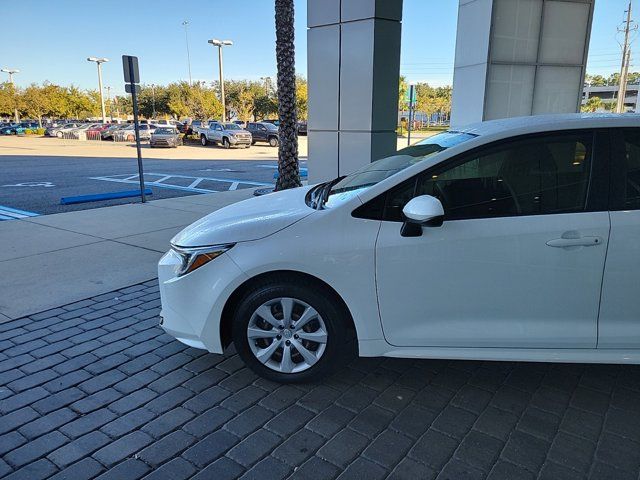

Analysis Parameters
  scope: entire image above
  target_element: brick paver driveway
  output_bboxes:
[1,281,640,480]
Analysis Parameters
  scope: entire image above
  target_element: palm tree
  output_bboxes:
[274,0,301,190]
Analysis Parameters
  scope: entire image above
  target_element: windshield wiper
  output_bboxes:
[319,176,346,209]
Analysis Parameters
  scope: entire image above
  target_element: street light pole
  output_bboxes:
[208,39,233,122]
[182,21,193,86]
[87,57,109,123]
[104,86,112,121]
[151,83,156,118]
[1,68,20,123]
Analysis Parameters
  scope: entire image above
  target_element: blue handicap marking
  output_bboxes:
[0,205,40,221]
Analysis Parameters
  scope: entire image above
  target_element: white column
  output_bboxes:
[451,0,595,128]
[307,0,403,183]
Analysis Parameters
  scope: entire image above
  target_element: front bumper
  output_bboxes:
[158,249,248,353]
[229,135,252,146]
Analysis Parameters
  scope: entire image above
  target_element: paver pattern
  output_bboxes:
[1,280,640,479]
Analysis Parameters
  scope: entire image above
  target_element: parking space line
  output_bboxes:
[90,173,272,194]
[0,205,40,221]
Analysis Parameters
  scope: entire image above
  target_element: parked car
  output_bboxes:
[101,124,126,140]
[86,124,111,139]
[159,113,640,382]
[247,122,279,147]
[114,124,156,141]
[150,127,182,148]
[0,124,18,135]
[197,122,252,148]
[3,122,39,134]
[49,123,83,138]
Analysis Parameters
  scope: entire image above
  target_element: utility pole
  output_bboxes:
[1,68,20,123]
[182,21,193,86]
[616,1,637,113]
[87,57,109,122]
[208,39,233,122]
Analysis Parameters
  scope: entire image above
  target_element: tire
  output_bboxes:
[231,278,356,383]
[269,136,279,148]
[222,137,231,149]
[201,135,208,146]
[56,131,63,138]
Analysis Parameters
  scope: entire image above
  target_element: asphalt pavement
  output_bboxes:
[0,155,287,215]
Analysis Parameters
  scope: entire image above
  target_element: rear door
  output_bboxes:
[598,128,640,348]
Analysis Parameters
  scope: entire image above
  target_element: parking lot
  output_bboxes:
[1,281,640,479]
[0,136,307,216]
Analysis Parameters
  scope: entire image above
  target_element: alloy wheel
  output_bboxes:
[247,297,328,374]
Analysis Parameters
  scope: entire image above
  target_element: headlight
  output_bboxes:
[171,244,234,277]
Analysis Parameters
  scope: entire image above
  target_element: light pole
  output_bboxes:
[150,83,157,118]
[104,86,112,121]
[87,57,109,123]
[1,68,20,123]
[182,21,193,86]
[260,76,271,95]
[208,39,233,122]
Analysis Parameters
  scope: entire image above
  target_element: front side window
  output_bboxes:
[382,132,593,221]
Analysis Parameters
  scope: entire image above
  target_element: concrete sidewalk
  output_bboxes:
[0,189,255,321]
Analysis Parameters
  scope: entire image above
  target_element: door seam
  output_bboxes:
[595,211,612,349]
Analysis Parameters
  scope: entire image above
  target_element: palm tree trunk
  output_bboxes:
[274,0,301,190]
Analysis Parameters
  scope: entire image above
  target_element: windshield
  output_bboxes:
[322,131,477,209]
[155,128,176,134]
[263,123,278,131]
[224,123,242,130]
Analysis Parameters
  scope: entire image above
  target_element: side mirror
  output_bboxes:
[401,195,444,237]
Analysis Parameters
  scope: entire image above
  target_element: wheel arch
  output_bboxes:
[219,270,358,351]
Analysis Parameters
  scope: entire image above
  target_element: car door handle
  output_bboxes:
[546,236,603,248]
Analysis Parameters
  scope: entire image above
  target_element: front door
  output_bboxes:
[376,131,609,348]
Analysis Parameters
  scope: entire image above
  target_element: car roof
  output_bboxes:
[456,113,640,139]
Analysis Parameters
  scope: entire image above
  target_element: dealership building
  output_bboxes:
[306,0,596,182]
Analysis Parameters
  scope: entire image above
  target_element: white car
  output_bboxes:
[159,113,640,382]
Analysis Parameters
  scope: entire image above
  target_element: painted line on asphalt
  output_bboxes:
[90,173,272,194]
[0,205,40,221]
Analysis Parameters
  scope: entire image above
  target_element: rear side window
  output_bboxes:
[380,132,593,222]
[620,129,640,209]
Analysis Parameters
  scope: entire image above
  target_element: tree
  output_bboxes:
[21,84,50,127]
[226,80,264,122]
[296,76,308,120]
[582,96,604,112]
[274,0,301,190]
[0,82,19,118]
[398,75,408,111]
[253,94,278,119]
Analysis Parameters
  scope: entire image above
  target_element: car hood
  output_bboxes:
[171,186,315,247]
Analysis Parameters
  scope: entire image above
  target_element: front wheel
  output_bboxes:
[222,137,231,149]
[232,280,355,383]
[201,135,208,146]
[269,136,279,148]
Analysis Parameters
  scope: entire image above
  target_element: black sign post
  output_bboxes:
[122,55,146,203]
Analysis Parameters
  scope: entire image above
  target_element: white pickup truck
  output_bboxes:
[194,121,252,149]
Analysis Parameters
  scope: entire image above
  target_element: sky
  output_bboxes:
[0,0,635,95]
